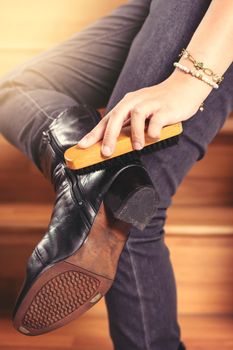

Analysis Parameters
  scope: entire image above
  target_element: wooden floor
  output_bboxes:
[0,302,233,350]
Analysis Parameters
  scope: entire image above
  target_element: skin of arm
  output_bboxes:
[77,0,233,157]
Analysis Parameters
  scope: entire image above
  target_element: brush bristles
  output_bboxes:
[68,136,179,175]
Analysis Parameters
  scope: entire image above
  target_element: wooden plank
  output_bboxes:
[179,315,233,350]
[1,204,233,237]
[0,204,51,233]
[0,136,54,202]
[173,177,233,207]
[0,313,233,350]
[1,132,233,204]
[1,238,233,315]
[185,144,233,178]
[0,204,233,314]
[2,165,232,205]
[221,116,233,136]
[166,206,233,235]
[166,235,233,314]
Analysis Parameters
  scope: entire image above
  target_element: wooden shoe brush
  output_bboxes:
[64,122,183,174]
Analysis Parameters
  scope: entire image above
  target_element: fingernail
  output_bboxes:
[133,142,143,150]
[102,145,112,156]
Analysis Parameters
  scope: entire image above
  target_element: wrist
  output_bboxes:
[169,65,213,100]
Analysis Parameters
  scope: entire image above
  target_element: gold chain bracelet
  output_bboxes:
[178,48,224,85]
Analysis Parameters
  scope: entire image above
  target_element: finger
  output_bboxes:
[130,100,160,150]
[147,112,166,140]
[100,95,138,156]
[101,109,129,156]
[77,116,109,148]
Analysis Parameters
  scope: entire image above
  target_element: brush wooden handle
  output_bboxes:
[64,122,183,170]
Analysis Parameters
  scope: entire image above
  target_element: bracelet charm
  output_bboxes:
[178,48,224,85]
[173,61,219,89]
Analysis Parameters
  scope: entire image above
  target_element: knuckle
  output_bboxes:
[85,132,93,140]
[103,131,114,145]
[124,92,133,99]
[150,116,163,127]
[109,109,118,119]
[100,115,108,123]
[131,130,144,142]
[123,91,136,101]
[131,105,143,116]
[89,126,99,136]
[147,129,160,139]
[103,133,111,143]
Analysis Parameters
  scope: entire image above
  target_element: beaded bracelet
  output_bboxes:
[173,62,208,112]
[179,48,224,85]
[173,61,219,89]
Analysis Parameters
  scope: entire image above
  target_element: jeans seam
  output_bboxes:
[11,82,54,121]
[126,240,150,350]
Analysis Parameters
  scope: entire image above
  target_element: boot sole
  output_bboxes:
[13,203,130,336]
[13,167,158,336]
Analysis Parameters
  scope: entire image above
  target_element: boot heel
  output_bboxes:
[104,165,159,231]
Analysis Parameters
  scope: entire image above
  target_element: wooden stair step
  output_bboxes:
[166,206,233,235]
[1,204,233,239]
[0,314,233,350]
[0,136,54,202]
[0,203,233,315]
[173,144,233,206]
[166,206,233,315]
[0,203,52,234]
[0,128,233,205]
[217,117,233,143]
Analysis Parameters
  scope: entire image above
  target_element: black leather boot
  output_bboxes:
[12,105,159,336]
[178,341,186,350]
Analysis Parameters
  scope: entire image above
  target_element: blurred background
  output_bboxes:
[0,1,232,349]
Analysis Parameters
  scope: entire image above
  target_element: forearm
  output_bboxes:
[78,0,233,153]
[171,0,233,97]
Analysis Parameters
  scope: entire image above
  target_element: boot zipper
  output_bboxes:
[43,130,91,228]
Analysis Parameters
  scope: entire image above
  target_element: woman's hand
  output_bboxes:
[77,70,212,157]
[77,0,233,157]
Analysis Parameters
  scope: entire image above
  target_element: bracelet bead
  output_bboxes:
[173,62,219,89]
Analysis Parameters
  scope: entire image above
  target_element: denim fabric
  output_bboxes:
[0,0,232,349]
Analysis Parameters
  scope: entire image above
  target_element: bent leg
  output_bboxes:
[0,0,151,168]
[104,0,233,349]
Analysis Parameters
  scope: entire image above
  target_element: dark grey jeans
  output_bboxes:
[0,0,232,349]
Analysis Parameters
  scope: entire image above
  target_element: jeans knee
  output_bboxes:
[128,207,167,244]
